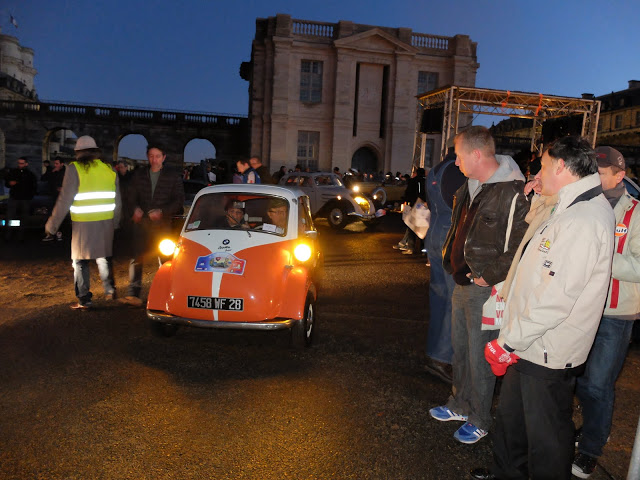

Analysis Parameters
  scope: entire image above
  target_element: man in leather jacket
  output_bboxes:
[429,126,528,445]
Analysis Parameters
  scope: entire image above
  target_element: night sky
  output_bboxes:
[3,0,639,162]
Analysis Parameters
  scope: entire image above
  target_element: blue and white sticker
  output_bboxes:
[195,252,246,275]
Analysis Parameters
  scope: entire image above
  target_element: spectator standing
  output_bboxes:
[206,165,216,184]
[571,147,640,479]
[4,156,37,241]
[429,126,528,444]
[42,157,67,242]
[471,136,615,480]
[249,157,275,184]
[44,136,121,309]
[394,167,426,255]
[119,145,184,306]
[422,150,465,383]
[273,165,287,183]
[236,159,261,184]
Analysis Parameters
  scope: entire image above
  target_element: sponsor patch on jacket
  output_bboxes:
[615,223,628,237]
[543,260,552,269]
[549,271,555,276]
[538,238,551,253]
[195,252,246,275]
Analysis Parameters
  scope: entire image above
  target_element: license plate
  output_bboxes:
[187,296,244,311]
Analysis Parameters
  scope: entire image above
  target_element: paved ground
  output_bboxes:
[0,215,638,479]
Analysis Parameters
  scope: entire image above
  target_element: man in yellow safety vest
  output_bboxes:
[45,135,122,309]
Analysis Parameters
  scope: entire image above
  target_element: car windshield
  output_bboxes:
[185,193,290,235]
[283,174,343,187]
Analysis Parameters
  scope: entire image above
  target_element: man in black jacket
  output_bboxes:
[4,157,37,241]
[249,157,275,184]
[119,145,184,306]
[429,126,529,444]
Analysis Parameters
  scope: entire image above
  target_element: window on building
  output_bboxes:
[297,131,319,170]
[636,111,640,126]
[417,71,439,95]
[300,60,323,103]
[615,114,622,129]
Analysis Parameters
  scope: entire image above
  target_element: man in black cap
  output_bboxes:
[572,146,640,479]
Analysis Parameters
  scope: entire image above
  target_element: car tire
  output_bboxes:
[150,320,179,338]
[328,205,348,230]
[371,186,387,208]
[291,297,315,349]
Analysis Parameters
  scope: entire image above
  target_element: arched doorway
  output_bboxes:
[118,134,149,165]
[351,147,378,174]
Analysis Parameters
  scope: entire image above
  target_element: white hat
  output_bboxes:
[74,135,98,151]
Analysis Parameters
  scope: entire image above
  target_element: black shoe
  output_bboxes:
[469,467,498,480]
[423,358,453,384]
[572,453,597,479]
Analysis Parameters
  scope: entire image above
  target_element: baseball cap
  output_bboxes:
[595,146,625,170]
[74,135,99,151]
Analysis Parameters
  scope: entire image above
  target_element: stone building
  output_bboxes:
[0,28,37,102]
[243,14,478,174]
[596,80,640,165]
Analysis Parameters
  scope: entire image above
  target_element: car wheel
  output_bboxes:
[371,186,387,208]
[291,298,315,348]
[328,206,348,229]
[150,320,179,338]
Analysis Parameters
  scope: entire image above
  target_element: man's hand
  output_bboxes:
[524,178,541,196]
[466,273,489,287]
[148,209,163,222]
[484,340,519,376]
[132,207,144,223]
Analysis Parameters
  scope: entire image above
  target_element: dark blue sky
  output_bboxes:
[3,0,639,162]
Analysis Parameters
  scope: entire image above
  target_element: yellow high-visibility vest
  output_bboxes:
[70,160,117,222]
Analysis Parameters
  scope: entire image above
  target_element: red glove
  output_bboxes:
[485,339,520,376]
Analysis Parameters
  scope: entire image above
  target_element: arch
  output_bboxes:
[118,133,149,165]
[43,128,78,165]
[351,145,379,174]
[184,138,216,164]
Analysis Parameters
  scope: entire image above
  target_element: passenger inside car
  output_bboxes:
[260,197,288,234]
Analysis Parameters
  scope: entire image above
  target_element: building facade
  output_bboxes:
[245,14,478,174]
[0,28,37,102]
[596,80,640,166]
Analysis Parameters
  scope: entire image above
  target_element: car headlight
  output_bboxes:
[294,243,312,262]
[159,238,177,256]
[352,185,360,193]
[354,196,371,211]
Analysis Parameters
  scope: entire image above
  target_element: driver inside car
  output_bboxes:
[216,199,249,229]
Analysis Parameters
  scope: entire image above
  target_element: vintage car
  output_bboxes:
[279,172,381,229]
[146,184,322,348]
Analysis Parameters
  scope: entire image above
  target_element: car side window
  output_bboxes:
[284,176,299,186]
[300,176,313,187]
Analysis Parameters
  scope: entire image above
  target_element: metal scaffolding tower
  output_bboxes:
[413,86,601,167]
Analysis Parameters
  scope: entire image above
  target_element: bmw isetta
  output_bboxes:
[146,184,321,347]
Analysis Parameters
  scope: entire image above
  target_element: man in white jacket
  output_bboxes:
[572,147,640,479]
[471,136,615,480]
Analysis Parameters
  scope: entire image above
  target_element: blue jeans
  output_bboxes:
[425,253,455,364]
[575,316,634,458]
[446,283,498,431]
[72,258,115,304]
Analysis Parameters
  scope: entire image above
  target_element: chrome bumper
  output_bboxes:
[348,212,375,221]
[147,310,296,331]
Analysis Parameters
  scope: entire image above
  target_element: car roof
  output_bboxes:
[193,183,304,203]
[282,172,337,178]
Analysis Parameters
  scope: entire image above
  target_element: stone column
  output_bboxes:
[331,48,355,171]
[387,51,415,174]
[268,37,293,167]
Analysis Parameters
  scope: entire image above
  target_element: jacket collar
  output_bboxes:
[554,173,602,216]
